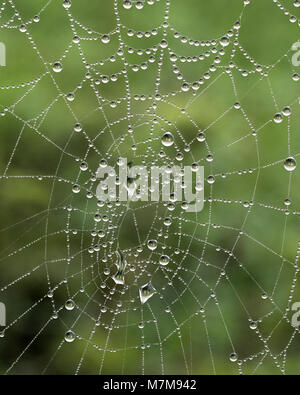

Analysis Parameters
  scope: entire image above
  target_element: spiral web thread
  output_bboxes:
[0,0,300,374]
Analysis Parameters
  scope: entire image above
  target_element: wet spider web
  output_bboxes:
[0,0,300,375]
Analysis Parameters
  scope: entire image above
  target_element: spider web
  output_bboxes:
[0,0,300,375]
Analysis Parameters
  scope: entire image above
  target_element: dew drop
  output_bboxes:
[123,0,132,9]
[80,161,88,171]
[139,283,156,304]
[112,269,125,285]
[197,132,206,142]
[74,123,82,132]
[19,24,26,32]
[159,255,170,266]
[234,20,241,29]
[160,39,168,49]
[66,92,75,102]
[282,106,291,116]
[73,35,79,44]
[220,36,230,47]
[53,62,63,73]
[284,157,296,172]
[72,184,81,193]
[136,1,144,9]
[206,154,214,162]
[229,352,238,362]
[164,217,172,226]
[65,299,75,311]
[100,159,107,168]
[94,213,101,222]
[207,175,215,184]
[195,181,203,192]
[161,132,174,147]
[170,53,177,62]
[65,330,75,342]
[101,34,110,44]
[249,321,257,330]
[147,239,157,251]
[181,83,189,92]
[192,82,200,91]
[176,152,184,161]
[116,248,127,270]
[273,113,283,124]
[62,0,72,9]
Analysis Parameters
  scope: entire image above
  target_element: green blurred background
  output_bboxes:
[0,0,300,375]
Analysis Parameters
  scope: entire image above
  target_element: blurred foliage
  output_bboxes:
[0,0,300,375]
